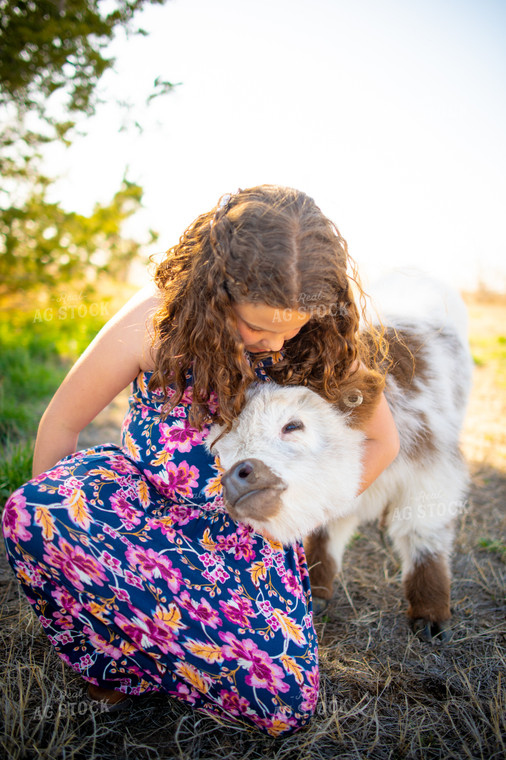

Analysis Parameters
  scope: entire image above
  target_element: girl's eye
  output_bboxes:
[282,420,304,434]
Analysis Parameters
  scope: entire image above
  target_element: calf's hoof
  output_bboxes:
[311,596,329,617]
[411,617,452,644]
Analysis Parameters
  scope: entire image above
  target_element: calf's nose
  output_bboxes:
[220,457,286,519]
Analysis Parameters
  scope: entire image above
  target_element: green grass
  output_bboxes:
[470,334,506,385]
[0,303,111,501]
[478,537,506,563]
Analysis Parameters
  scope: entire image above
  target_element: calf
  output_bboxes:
[206,275,473,642]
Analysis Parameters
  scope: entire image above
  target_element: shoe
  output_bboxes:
[86,683,134,713]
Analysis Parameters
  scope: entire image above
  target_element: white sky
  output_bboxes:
[45,0,506,291]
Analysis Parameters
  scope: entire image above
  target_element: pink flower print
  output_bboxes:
[281,569,303,599]
[58,653,80,672]
[266,614,281,631]
[46,465,71,480]
[258,600,274,616]
[39,615,53,628]
[146,462,199,500]
[176,590,223,630]
[51,587,83,617]
[216,523,256,561]
[83,626,124,661]
[300,665,319,712]
[79,654,94,670]
[125,546,183,592]
[124,570,145,589]
[113,607,184,657]
[99,551,123,575]
[53,611,74,629]
[202,565,231,584]
[295,543,309,578]
[43,537,107,592]
[200,552,218,568]
[219,591,257,628]
[105,455,140,475]
[207,391,219,415]
[169,504,200,526]
[15,560,45,588]
[253,712,300,737]
[111,585,131,603]
[159,420,206,454]
[56,631,74,645]
[181,385,194,405]
[219,631,290,695]
[110,491,142,529]
[146,517,176,541]
[218,689,251,716]
[176,682,200,705]
[57,476,83,498]
[103,524,120,539]
[214,565,231,583]
[2,490,32,542]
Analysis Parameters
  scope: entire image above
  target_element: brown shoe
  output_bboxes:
[87,683,133,712]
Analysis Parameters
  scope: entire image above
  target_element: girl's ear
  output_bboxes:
[335,367,385,428]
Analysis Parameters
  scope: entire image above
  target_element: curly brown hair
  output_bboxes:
[149,184,388,431]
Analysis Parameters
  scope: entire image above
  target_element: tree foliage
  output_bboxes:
[0,179,157,294]
[0,0,167,125]
[0,0,172,293]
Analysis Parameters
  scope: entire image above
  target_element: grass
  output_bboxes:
[0,288,126,499]
[478,538,506,563]
[0,289,505,759]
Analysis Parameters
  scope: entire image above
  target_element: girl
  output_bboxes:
[2,185,399,736]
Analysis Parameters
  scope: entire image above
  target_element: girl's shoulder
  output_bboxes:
[110,282,162,373]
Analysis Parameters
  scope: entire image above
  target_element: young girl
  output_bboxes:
[2,185,399,736]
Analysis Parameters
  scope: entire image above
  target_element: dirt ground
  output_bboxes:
[1,293,505,760]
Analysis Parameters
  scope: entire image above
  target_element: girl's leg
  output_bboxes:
[2,445,319,736]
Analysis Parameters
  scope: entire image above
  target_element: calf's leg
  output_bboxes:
[305,514,360,614]
[389,511,455,643]
[402,552,452,642]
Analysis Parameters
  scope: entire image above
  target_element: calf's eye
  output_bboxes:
[282,420,304,434]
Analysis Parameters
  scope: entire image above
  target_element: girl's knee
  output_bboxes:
[238,662,320,737]
[2,478,50,561]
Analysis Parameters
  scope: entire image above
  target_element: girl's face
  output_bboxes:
[232,302,310,353]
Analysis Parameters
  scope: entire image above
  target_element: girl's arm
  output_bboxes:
[32,284,160,477]
[356,392,400,494]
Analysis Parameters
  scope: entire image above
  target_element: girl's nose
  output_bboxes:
[262,335,285,352]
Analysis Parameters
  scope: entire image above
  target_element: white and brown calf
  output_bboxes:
[206,275,473,642]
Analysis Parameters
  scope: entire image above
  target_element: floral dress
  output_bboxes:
[2,358,319,737]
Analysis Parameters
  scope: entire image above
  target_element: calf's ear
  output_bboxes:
[335,367,385,428]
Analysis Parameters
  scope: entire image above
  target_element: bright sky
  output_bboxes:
[45,0,506,291]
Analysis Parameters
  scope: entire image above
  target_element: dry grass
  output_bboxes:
[1,293,505,759]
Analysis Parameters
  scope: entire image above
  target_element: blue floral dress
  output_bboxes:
[2,358,318,737]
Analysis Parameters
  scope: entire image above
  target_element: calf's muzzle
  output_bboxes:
[220,458,286,523]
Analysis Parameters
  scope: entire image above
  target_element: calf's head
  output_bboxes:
[205,383,364,544]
